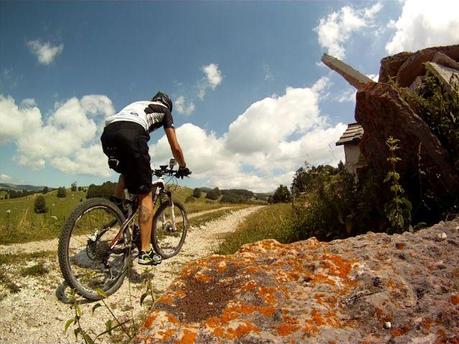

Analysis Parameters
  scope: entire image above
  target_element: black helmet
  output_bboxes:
[152,91,173,112]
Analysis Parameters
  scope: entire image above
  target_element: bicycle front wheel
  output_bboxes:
[152,200,188,258]
[58,198,129,300]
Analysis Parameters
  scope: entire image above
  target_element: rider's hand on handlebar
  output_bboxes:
[175,166,191,178]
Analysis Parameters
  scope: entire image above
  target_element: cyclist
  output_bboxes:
[100,91,190,265]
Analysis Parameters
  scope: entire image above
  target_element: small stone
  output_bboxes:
[372,277,382,287]
[436,232,447,241]
[384,321,392,329]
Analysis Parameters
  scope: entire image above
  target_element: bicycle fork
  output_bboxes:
[161,194,177,232]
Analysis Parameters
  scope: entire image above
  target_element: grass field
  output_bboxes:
[0,185,239,245]
[165,185,224,213]
[0,189,87,244]
[217,203,295,255]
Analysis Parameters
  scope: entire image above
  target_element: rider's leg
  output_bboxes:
[138,190,154,252]
[110,175,128,217]
[138,190,161,265]
[113,174,125,199]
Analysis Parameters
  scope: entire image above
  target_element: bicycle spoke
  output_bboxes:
[67,206,126,296]
[153,202,187,258]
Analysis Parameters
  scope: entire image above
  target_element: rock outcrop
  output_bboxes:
[135,218,459,343]
[355,82,458,198]
[324,44,459,219]
[379,45,459,87]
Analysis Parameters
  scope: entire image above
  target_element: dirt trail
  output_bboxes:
[0,206,235,256]
[0,206,263,344]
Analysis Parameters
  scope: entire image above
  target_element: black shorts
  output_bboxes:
[101,122,152,194]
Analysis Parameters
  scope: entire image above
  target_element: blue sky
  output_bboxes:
[1,0,458,192]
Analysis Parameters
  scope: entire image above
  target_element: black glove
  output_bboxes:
[176,167,191,178]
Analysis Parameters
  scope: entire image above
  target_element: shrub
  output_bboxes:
[57,187,67,198]
[206,187,221,201]
[71,182,77,192]
[86,182,116,199]
[42,186,49,194]
[34,195,48,214]
[290,163,385,241]
[220,193,243,204]
[192,188,202,198]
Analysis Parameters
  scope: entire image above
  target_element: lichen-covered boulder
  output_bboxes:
[135,218,459,343]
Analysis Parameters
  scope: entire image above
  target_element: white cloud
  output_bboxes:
[226,78,329,154]
[315,2,382,59]
[151,78,345,192]
[0,94,114,177]
[26,40,64,65]
[175,96,195,116]
[202,64,222,89]
[336,88,356,103]
[366,73,379,82]
[0,174,11,182]
[198,63,223,99]
[0,95,42,143]
[385,0,459,54]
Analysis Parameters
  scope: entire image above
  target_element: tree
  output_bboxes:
[86,182,116,199]
[192,188,202,198]
[34,195,48,213]
[42,186,49,194]
[206,187,221,200]
[272,185,291,203]
[71,182,77,192]
[57,187,67,198]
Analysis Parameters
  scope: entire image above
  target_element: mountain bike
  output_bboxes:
[58,159,190,300]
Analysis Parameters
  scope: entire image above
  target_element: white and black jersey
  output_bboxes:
[105,101,174,133]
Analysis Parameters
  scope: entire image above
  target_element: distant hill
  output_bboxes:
[0,183,46,192]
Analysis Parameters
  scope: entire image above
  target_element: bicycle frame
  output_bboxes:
[108,177,176,251]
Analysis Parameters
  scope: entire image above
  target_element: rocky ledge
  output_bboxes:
[136,219,459,343]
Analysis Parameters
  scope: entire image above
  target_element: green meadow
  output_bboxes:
[0,186,236,245]
[0,189,87,244]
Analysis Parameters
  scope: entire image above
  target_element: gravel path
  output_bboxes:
[0,206,235,256]
[0,206,263,344]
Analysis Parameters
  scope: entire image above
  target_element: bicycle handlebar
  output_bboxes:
[153,166,192,179]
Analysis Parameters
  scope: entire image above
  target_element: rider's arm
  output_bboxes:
[165,127,186,168]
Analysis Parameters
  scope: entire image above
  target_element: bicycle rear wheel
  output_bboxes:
[58,198,130,300]
[152,200,188,258]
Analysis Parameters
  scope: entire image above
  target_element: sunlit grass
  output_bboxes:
[217,204,295,255]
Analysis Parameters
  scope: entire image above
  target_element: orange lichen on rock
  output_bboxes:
[313,273,336,286]
[157,294,173,305]
[227,321,261,339]
[159,328,175,341]
[194,272,212,283]
[391,325,411,337]
[322,254,353,279]
[144,314,157,328]
[178,329,197,344]
[277,316,300,336]
[136,217,459,344]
